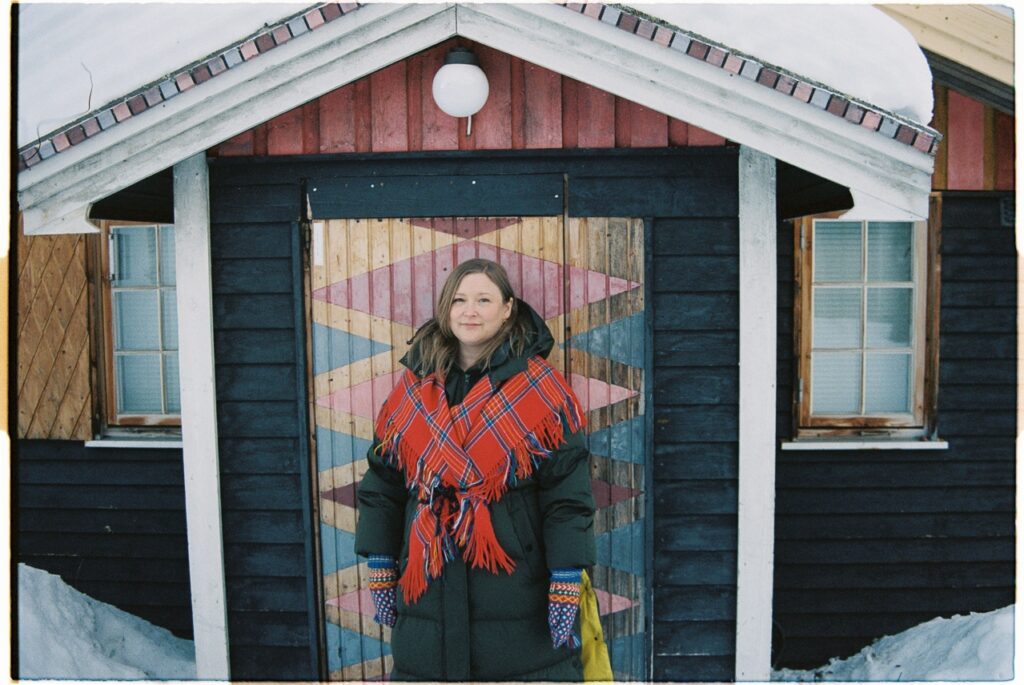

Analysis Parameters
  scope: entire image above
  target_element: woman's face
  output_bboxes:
[448,271,512,362]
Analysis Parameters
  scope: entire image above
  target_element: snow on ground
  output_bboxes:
[773,605,1015,682]
[16,560,1013,681]
[17,564,196,680]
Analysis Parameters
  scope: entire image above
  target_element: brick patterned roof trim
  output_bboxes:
[566,2,941,156]
[18,3,362,171]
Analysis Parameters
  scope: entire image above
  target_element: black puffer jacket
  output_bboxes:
[354,301,596,681]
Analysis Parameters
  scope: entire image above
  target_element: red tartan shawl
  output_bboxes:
[374,355,586,603]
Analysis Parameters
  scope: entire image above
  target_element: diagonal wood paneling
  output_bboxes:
[17,232,92,440]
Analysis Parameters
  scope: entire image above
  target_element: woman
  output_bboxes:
[355,258,596,681]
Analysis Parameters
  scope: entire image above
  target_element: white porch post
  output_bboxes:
[173,153,231,679]
[735,146,778,681]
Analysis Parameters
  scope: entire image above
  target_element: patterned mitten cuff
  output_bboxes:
[368,554,399,627]
[548,567,583,649]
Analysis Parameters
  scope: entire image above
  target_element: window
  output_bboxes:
[97,222,181,428]
[793,196,940,440]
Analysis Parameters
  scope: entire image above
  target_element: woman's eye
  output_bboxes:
[452,297,465,304]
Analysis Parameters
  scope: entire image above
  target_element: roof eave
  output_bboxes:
[462,3,933,218]
[17,2,935,235]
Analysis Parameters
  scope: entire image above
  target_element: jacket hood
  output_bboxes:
[400,298,554,380]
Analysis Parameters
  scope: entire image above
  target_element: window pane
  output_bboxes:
[867,287,912,347]
[811,353,862,414]
[116,354,163,413]
[114,291,160,350]
[160,226,176,286]
[867,222,913,282]
[162,289,178,350]
[865,353,912,413]
[813,288,862,348]
[164,353,181,414]
[114,226,157,286]
[814,222,862,282]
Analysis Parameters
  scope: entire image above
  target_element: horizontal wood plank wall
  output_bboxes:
[931,84,1015,191]
[209,40,726,158]
[772,194,1016,668]
[650,206,740,678]
[16,229,92,440]
[16,440,193,636]
[209,177,319,681]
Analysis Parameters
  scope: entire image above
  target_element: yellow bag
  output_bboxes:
[580,570,613,681]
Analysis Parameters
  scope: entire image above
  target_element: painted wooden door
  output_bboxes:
[309,216,648,680]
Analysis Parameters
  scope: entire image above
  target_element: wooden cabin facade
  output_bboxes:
[14,3,1013,682]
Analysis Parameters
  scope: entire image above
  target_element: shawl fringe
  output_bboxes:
[374,357,585,603]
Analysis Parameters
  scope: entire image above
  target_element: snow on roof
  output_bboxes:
[632,4,934,125]
[17,2,934,152]
[17,2,307,147]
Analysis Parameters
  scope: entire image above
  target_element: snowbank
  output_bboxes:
[774,605,1015,681]
[17,564,196,680]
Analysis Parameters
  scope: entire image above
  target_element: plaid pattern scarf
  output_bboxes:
[374,355,586,603]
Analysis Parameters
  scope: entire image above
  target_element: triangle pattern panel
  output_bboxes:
[313,324,393,376]
[565,312,645,368]
[588,415,647,464]
[311,216,650,679]
[314,242,639,327]
[591,478,641,509]
[326,622,391,673]
[609,632,647,681]
[570,374,637,412]
[596,519,646,576]
[317,370,405,420]
[317,426,373,469]
[321,523,358,575]
[408,216,522,237]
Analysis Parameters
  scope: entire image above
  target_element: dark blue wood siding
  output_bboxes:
[651,209,739,678]
[209,175,321,680]
[211,148,741,682]
[15,440,193,637]
[772,193,1017,668]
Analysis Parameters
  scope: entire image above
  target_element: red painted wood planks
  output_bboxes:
[266,107,304,155]
[946,90,986,190]
[319,84,357,153]
[576,82,615,148]
[688,124,726,146]
[417,46,460,150]
[216,130,254,156]
[206,41,731,157]
[371,62,409,152]
[668,118,689,147]
[523,61,562,149]
[628,101,668,147]
[994,111,1015,191]
[561,78,579,148]
[471,45,513,150]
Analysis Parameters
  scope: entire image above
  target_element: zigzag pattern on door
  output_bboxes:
[309,217,648,680]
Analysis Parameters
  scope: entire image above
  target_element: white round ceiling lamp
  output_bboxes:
[431,47,489,135]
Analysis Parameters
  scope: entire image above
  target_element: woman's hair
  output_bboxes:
[410,258,532,377]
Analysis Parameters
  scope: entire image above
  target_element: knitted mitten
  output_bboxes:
[368,555,399,627]
[548,567,583,649]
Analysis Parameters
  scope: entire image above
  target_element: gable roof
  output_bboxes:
[16,2,939,234]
